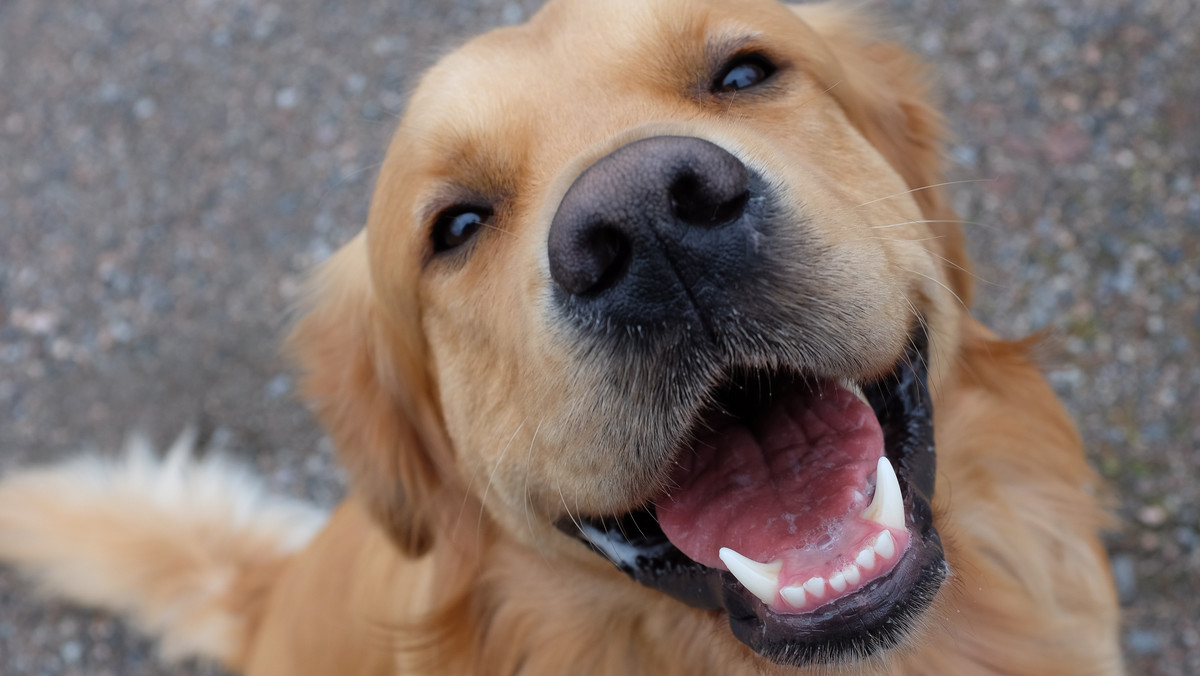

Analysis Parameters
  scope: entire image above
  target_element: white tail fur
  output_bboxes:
[0,431,327,667]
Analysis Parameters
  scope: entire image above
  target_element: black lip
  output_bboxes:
[557,334,945,666]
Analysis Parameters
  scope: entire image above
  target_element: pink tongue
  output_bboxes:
[657,380,884,569]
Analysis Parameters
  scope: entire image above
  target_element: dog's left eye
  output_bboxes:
[713,53,777,93]
[432,206,492,253]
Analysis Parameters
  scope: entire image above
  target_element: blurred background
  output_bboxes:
[0,0,1196,673]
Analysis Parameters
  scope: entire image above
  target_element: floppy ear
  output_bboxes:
[793,3,973,307]
[287,233,444,555]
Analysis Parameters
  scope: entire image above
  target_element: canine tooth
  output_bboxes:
[841,377,870,406]
[780,585,807,608]
[874,530,896,559]
[719,547,781,605]
[842,564,862,585]
[856,546,876,571]
[803,576,826,599]
[828,570,848,593]
[860,456,906,531]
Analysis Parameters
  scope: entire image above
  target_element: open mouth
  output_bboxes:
[558,334,946,666]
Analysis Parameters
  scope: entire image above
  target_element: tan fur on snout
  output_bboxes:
[0,1,1122,674]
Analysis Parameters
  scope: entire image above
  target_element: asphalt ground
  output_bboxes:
[1,0,1197,674]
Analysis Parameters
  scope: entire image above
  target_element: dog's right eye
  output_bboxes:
[432,206,492,253]
[712,53,777,93]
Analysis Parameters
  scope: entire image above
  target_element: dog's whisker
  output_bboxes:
[864,234,947,244]
[452,449,487,540]
[343,160,388,181]
[898,291,922,328]
[919,247,1000,287]
[898,300,935,405]
[479,221,518,239]
[898,265,970,312]
[796,78,843,112]
[854,178,994,209]
[557,487,584,536]
[476,419,528,559]
[612,511,631,542]
[521,420,545,549]
[869,218,995,230]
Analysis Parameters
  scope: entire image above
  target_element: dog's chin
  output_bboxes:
[557,333,946,667]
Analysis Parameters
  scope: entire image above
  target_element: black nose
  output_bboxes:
[547,136,759,329]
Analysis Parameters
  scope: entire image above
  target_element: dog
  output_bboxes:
[0,0,1124,674]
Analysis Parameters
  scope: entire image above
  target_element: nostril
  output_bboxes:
[551,224,633,297]
[670,173,750,228]
[581,226,632,296]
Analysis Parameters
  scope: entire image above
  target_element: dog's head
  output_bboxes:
[293,0,972,666]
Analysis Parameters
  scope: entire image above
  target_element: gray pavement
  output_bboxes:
[1,0,1197,674]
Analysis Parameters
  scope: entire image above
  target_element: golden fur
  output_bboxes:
[0,1,1122,674]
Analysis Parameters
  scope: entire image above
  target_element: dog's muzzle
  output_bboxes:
[543,135,947,667]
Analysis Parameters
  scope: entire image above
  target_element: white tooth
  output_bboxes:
[841,377,870,406]
[860,456,906,531]
[856,546,876,571]
[842,564,862,585]
[719,547,782,605]
[828,570,847,593]
[803,576,826,599]
[874,530,896,559]
[780,585,807,608]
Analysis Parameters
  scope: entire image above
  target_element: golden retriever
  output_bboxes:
[0,0,1124,674]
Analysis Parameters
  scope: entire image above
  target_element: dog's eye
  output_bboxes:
[713,53,777,93]
[432,206,492,253]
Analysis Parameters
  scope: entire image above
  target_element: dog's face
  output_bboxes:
[296,0,972,667]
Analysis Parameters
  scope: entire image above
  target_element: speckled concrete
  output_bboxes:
[1,0,1196,674]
